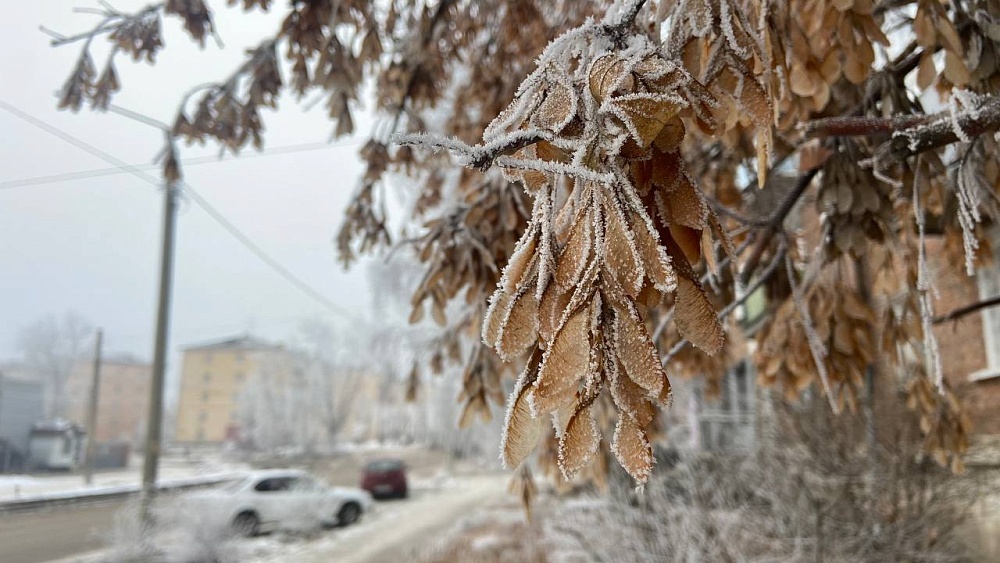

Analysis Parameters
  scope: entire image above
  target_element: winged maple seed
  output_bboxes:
[756,280,875,411]
[407,27,737,484]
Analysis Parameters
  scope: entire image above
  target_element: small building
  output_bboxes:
[0,373,45,473]
[28,419,85,471]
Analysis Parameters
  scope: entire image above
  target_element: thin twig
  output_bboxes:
[933,295,1000,325]
[662,237,787,367]
[737,167,820,287]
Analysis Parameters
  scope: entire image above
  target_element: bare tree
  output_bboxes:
[17,311,93,418]
[236,322,366,453]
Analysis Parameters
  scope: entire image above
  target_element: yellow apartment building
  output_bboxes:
[65,357,151,446]
[174,335,293,444]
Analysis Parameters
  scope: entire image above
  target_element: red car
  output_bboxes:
[360,459,408,499]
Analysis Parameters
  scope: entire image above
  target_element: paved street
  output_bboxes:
[0,501,122,563]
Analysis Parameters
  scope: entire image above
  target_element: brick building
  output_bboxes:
[930,232,1000,435]
[64,357,151,446]
[684,174,1000,448]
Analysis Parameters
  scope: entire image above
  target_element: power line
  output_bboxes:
[0,139,360,190]
[0,100,361,322]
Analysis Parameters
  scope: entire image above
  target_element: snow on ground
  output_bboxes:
[0,455,250,502]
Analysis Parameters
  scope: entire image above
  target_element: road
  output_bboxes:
[0,472,509,563]
[300,474,508,563]
[0,500,123,563]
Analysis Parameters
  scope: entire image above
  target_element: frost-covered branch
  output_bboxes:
[803,94,1000,161]
[803,114,932,138]
[42,2,166,47]
[396,130,551,172]
[600,0,648,45]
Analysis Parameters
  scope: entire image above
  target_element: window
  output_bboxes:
[203,372,211,383]
[202,390,209,402]
[198,410,207,422]
[235,351,245,363]
[254,477,292,492]
[973,227,1000,380]
[695,361,755,452]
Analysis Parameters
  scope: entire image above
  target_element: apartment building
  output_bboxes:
[174,335,293,444]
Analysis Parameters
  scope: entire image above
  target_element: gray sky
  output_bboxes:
[0,2,383,363]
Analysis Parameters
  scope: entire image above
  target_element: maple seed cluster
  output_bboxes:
[757,281,874,411]
[482,30,728,484]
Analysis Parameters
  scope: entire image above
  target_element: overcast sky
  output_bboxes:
[0,2,387,366]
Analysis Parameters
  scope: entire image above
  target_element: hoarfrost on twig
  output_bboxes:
[913,162,945,392]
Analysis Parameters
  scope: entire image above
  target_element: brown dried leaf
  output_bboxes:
[482,290,512,348]
[674,275,723,355]
[558,403,601,479]
[612,415,654,484]
[608,358,657,426]
[497,288,540,361]
[653,115,686,153]
[501,350,545,468]
[943,51,969,87]
[604,198,645,297]
[531,306,591,415]
[917,52,937,90]
[589,54,631,104]
[538,282,572,343]
[662,172,707,229]
[628,207,677,292]
[608,94,684,149]
[669,224,703,265]
[554,209,592,291]
[535,80,577,133]
[503,228,538,292]
[615,307,666,396]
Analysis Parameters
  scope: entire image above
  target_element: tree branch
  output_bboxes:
[933,295,1000,325]
[601,0,648,45]
[803,94,1000,163]
[737,167,819,287]
[803,114,932,138]
[889,95,1000,160]
[734,40,931,285]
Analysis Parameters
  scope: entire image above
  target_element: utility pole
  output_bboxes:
[83,328,103,486]
[140,181,179,522]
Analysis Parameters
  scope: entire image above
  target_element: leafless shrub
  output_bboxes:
[552,392,986,562]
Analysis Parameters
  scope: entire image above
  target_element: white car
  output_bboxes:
[181,469,373,536]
